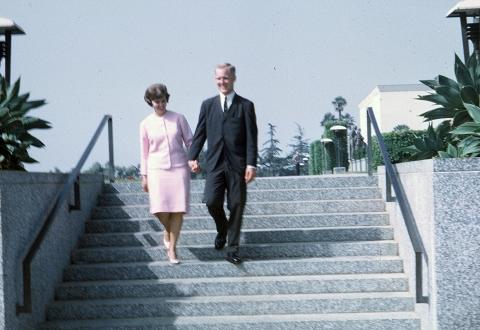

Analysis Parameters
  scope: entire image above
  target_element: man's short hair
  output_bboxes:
[216,63,236,78]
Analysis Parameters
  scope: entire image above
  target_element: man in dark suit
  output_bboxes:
[188,63,258,264]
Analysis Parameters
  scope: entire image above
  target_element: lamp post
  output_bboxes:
[0,17,25,85]
[447,1,480,62]
[320,138,332,174]
[330,125,347,174]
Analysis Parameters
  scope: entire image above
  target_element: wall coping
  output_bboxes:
[377,157,480,174]
[0,172,103,184]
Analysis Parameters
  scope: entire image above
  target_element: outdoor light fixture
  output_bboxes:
[330,125,347,174]
[447,0,480,62]
[0,17,25,85]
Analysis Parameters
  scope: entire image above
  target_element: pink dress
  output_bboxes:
[139,111,193,214]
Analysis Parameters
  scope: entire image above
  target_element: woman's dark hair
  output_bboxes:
[144,83,170,106]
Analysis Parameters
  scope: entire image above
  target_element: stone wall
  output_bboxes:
[378,158,480,330]
[0,172,103,329]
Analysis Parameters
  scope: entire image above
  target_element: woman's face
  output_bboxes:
[152,97,167,115]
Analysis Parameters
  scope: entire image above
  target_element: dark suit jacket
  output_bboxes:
[188,93,258,174]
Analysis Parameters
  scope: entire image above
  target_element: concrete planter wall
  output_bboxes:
[378,158,480,330]
[0,172,103,329]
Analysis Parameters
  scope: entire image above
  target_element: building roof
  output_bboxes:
[376,84,431,92]
[446,0,480,17]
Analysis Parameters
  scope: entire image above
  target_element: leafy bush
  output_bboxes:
[371,129,426,168]
[0,75,50,170]
[409,54,480,158]
[309,139,334,174]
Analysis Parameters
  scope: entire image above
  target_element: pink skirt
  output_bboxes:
[147,166,190,214]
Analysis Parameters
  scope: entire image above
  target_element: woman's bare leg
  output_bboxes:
[155,212,171,248]
[168,213,184,261]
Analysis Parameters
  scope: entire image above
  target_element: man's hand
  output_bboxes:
[141,176,148,192]
[245,167,256,183]
[188,160,201,173]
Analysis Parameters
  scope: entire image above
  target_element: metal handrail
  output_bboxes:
[366,107,429,304]
[16,115,114,314]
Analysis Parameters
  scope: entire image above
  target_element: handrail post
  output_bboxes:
[68,176,81,211]
[386,173,395,202]
[366,110,373,176]
[108,116,115,183]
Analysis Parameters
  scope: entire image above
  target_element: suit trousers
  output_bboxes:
[204,166,246,253]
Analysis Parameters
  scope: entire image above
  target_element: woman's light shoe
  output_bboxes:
[169,257,180,264]
[167,251,180,264]
[163,238,170,250]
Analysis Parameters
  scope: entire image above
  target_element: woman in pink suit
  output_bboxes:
[140,83,193,264]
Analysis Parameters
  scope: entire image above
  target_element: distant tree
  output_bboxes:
[320,112,337,126]
[332,96,347,119]
[83,162,104,174]
[50,167,63,173]
[393,124,411,132]
[259,123,284,176]
[340,113,355,130]
[288,123,310,175]
[115,164,140,179]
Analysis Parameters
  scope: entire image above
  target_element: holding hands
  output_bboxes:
[141,176,148,192]
[188,160,201,173]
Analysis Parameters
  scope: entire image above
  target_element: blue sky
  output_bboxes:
[2,0,462,171]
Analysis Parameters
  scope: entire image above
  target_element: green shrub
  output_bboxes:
[309,139,335,174]
[0,75,50,170]
[408,54,480,158]
[371,129,426,168]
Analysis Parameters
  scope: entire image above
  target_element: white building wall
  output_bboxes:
[359,84,436,135]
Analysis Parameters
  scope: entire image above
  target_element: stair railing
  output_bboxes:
[16,115,114,314]
[365,107,429,304]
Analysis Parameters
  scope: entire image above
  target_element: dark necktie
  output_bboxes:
[223,97,228,112]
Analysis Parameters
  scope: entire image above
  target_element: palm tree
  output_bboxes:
[332,96,347,119]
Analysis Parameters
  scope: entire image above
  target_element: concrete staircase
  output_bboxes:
[41,175,421,329]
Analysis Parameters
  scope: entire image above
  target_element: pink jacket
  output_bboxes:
[139,111,193,175]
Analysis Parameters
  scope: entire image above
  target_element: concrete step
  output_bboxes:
[41,312,421,330]
[46,292,415,321]
[79,226,395,248]
[98,187,382,206]
[91,199,386,219]
[55,273,409,300]
[102,175,378,193]
[63,256,405,282]
[71,241,398,264]
[86,212,390,232]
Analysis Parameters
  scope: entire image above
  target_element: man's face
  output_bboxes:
[215,68,235,95]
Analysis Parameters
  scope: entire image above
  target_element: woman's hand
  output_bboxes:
[141,175,148,192]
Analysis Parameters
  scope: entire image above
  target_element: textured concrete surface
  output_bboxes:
[0,172,103,330]
[41,312,421,330]
[379,158,480,329]
[63,256,405,281]
[42,175,421,329]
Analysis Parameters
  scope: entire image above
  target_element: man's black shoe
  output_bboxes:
[214,233,226,250]
[225,253,242,264]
